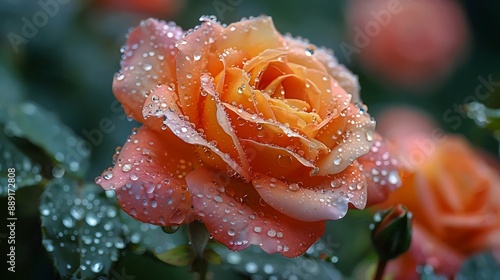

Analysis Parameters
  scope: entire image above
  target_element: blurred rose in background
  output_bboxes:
[346,0,469,90]
[376,107,500,279]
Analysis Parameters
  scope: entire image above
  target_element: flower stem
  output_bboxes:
[188,221,210,280]
[374,258,387,280]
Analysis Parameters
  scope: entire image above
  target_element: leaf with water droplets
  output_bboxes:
[214,245,344,280]
[455,251,500,280]
[0,129,43,196]
[119,209,188,255]
[40,178,123,279]
[0,101,90,177]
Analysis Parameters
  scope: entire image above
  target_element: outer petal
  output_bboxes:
[175,18,224,125]
[252,162,367,222]
[357,133,402,206]
[215,16,284,57]
[96,126,197,226]
[316,104,375,176]
[114,18,184,122]
[186,167,325,257]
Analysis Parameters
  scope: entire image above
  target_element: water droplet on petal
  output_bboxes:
[122,163,132,172]
[277,155,292,167]
[103,170,113,180]
[388,170,400,185]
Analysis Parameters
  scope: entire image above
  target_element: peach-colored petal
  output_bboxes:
[284,36,361,102]
[113,18,184,122]
[224,102,328,163]
[175,18,224,125]
[186,167,325,257]
[215,16,284,58]
[357,134,401,206]
[142,84,251,180]
[241,139,319,178]
[199,74,251,179]
[253,162,367,222]
[96,126,196,226]
[316,104,375,176]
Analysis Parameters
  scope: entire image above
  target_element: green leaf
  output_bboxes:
[119,209,188,255]
[203,248,222,265]
[214,245,344,280]
[456,251,500,280]
[40,178,124,279]
[0,129,43,196]
[0,101,90,177]
[154,245,194,266]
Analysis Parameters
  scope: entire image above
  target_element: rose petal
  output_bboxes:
[186,167,325,257]
[175,18,224,125]
[252,162,367,222]
[142,84,251,180]
[284,36,361,102]
[96,126,197,226]
[316,104,375,176]
[113,18,184,122]
[220,67,276,120]
[356,134,402,206]
[200,74,251,179]
[223,102,329,163]
[241,139,319,179]
[215,16,284,57]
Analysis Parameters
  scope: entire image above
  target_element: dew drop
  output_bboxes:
[288,183,299,191]
[263,264,274,274]
[277,155,292,167]
[85,212,101,227]
[366,130,374,142]
[388,170,400,185]
[245,262,258,273]
[122,163,132,172]
[130,173,139,181]
[214,194,223,203]
[62,216,75,228]
[193,51,202,61]
[227,252,241,264]
[40,206,50,216]
[70,206,85,220]
[333,157,342,165]
[42,239,54,252]
[102,170,113,180]
[90,262,103,273]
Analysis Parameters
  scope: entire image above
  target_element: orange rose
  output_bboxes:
[346,0,469,88]
[96,16,401,257]
[377,107,500,278]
